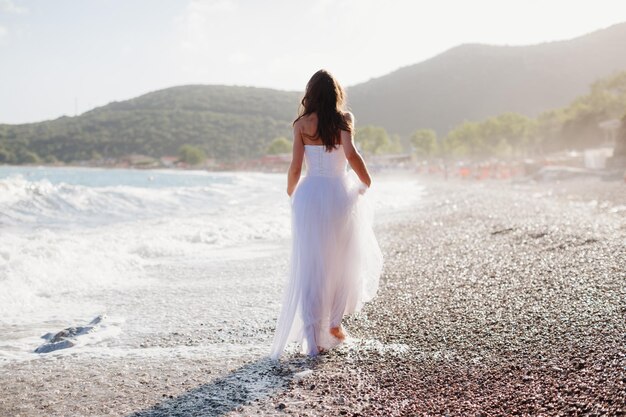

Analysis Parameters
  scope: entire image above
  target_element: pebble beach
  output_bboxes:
[246,177,626,416]
[1,176,624,416]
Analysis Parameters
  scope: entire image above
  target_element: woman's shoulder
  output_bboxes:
[340,111,355,134]
[342,111,354,122]
[294,114,321,143]
[294,113,317,131]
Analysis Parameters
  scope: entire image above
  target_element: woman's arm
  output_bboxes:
[287,123,305,196]
[341,113,372,188]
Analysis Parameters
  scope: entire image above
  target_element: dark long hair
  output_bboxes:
[294,69,353,152]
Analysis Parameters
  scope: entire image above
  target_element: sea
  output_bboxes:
[0,165,422,365]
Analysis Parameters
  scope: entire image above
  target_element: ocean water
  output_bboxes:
[0,165,422,364]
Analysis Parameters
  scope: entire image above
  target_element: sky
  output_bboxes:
[1,0,626,124]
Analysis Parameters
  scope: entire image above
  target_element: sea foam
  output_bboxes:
[0,171,290,327]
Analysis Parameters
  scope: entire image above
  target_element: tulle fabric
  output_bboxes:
[270,145,383,359]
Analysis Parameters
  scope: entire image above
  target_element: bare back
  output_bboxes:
[296,112,351,146]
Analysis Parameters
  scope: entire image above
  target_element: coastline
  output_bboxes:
[0,176,624,416]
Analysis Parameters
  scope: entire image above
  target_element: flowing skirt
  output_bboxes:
[270,171,383,359]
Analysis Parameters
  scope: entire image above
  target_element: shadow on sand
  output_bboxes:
[127,356,317,417]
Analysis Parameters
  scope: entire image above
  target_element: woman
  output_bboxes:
[270,69,383,359]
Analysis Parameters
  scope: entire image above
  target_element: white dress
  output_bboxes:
[270,144,383,358]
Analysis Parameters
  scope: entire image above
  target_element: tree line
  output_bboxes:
[365,71,626,159]
[176,70,626,161]
[1,72,625,165]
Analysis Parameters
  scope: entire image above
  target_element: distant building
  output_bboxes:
[120,154,158,168]
[598,118,622,145]
[606,115,626,169]
[159,156,178,167]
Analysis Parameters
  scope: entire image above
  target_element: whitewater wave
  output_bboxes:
[0,223,150,321]
[0,174,283,228]
[0,171,291,326]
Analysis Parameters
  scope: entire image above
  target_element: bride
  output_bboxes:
[270,69,383,358]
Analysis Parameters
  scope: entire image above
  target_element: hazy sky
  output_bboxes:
[2,0,626,124]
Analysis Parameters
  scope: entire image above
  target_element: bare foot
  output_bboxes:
[316,346,327,355]
[330,326,346,341]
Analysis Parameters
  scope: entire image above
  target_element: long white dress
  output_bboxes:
[270,144,383,359]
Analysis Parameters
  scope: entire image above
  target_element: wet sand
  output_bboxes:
[1,176,624,416]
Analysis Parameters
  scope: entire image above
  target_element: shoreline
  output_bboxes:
[3,163,625,189]
[0,177,624,416]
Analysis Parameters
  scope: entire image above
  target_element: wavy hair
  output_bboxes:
[294,69,352,151]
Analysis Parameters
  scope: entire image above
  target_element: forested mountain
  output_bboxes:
[348,22,626,135]
[1,22,626,164]
[0,86,300,163]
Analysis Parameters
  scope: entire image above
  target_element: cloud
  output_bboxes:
[0,0,27,14]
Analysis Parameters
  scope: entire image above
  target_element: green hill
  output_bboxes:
[0,85,300,163]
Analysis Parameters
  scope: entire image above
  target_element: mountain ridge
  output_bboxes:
[347,22,626,135]
[1,21,626,163]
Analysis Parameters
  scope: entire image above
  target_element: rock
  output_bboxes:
[34,315,107,353]
[34,339,75,354]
